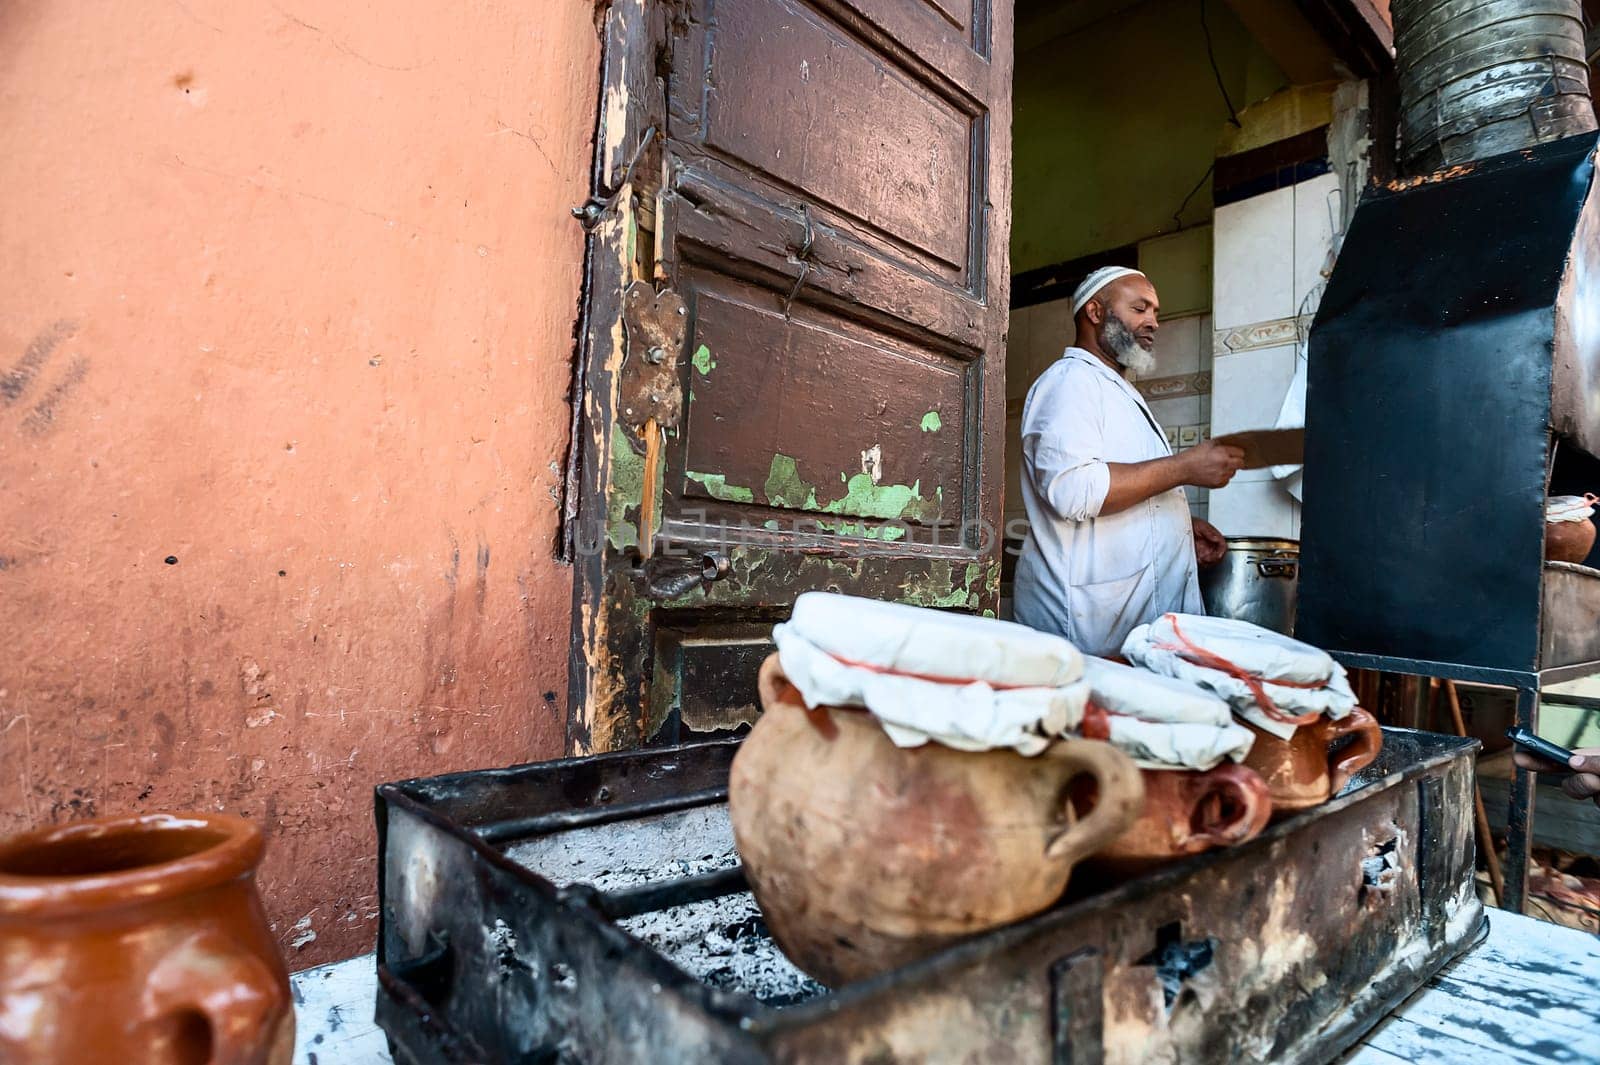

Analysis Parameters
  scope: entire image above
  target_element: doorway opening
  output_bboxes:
[999,0,1387,617]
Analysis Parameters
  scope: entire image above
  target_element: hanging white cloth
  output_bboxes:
[1270,344,1308,503]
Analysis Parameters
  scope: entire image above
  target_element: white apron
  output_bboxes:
[1013,348,1202,656]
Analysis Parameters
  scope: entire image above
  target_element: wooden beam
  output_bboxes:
[1291,0,1393,80]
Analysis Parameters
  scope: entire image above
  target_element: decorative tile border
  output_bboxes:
[1137,371,1212,401]
[1214,313,1316,356]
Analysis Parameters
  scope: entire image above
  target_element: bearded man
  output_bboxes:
[1013,266,1245,656]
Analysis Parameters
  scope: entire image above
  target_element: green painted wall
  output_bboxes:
[1011,0,1288,274]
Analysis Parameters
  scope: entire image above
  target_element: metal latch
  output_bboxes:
[620,282,687,431]
[638,550,731,600]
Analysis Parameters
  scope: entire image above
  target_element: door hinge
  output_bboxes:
[620,281,687,431]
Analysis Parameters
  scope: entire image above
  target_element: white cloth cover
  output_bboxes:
[788,591,1084,688]
[772,624,1088,756]
[1104,717,1256,772]
[1547,495,1597,523]
[1080,655,1255,770]
[1080,655,1233,726]
[1121,614,1357,740]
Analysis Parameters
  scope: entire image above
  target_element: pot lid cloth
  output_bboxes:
[773,593,1088,755]
[1121,614,1357,740]
[788,592,1084,687]
[1080,655,1256,770]
[1547,494,1598,523]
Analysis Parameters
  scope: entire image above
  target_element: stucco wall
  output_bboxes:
[0,1,597,965]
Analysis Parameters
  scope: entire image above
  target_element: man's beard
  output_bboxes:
[1103,313,1157,377]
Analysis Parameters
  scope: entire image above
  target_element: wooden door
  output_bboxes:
[569,0,1013,753]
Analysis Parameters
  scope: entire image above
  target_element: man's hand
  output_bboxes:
[1192,517,1228,566]
[1178,440,1245,489]
[1511,746,1600,808]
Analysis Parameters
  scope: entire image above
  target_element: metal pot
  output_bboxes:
[1199,537,1299,635]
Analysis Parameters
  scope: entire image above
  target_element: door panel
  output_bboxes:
[569,0,1011,752]
[675,275,971,529]
[701,0,976,274]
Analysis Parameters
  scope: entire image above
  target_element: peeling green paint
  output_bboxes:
[982,608,997,618]
[685,470,755,504]
[814,519,908,542]
[691,344,716,376]
[825,473,940,522]
[900,560,977,609]
[920,411,943,432]
[763,520,780,531]
[764,454,819,510]
[762,454,941,522]
[605,424,643,550]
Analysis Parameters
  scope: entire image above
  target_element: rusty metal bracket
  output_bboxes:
[619,282,687,430]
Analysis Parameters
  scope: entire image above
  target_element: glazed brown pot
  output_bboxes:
[730,654,1144,986]
[1086,763,1273,869]
[1240,707,1383,813]
[0,813,294,1065]
[1546,519,1597,563]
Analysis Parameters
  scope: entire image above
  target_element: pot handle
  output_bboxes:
[756,652,838,739]
[1042,740,1145,863]
[1255,557,1298,579]
[1326,707,1383,795]
[144,929,292,1065]
[1180,764,1273,852]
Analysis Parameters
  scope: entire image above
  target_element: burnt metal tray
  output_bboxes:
[375,729,1485,1064]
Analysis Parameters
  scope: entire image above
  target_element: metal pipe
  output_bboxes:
[1391,0,1597,173]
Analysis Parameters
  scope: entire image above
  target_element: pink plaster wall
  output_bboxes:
[0,0,597,965]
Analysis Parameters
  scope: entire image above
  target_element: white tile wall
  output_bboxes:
[1208,478,1299,539]
[1150,314,1202,378]
[1149,395,1201,429]
[1030,298,1075,377]
[1211,343,1298,484]
[1293,173,1342,317]
[1213,185,1295,330]
[1211,342,1297,433]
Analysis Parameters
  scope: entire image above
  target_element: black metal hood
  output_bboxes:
[1299,130,1600,677]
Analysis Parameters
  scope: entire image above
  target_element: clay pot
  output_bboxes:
[0,813,294,1065]
[730,654,1144,986]
[1546,519,1597,564]
[1240,707,1383,813]
[1086,763,1273,870]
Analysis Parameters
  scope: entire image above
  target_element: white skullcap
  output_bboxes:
[1071,266,1147,316]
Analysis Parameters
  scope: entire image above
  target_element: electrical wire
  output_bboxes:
[1200,0,1242,129]
[1171,160,1216,232]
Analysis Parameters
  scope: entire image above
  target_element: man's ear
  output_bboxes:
[1083,299,1104,327]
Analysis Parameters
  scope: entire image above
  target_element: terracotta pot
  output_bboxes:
[730,654,1144,986]
[0,813,294,1065]
[1086,763,1273,869]
[1240,707,1383,813]
[1546,519,1596,564]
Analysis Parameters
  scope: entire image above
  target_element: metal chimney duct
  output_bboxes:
[1393,0,1597,173]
